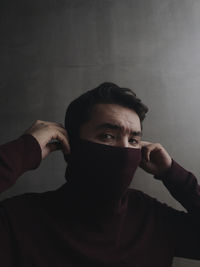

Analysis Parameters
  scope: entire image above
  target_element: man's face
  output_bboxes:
[80,103,142,148]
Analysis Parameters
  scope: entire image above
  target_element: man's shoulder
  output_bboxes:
[127,188,184,218]
[128,188,154,202]
[0,186,61,214]
[127,188,170,211]
[0,186,65,234]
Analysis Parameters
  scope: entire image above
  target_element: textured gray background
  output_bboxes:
[0,1,200,266]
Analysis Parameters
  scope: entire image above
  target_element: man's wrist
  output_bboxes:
[20,134,42,170]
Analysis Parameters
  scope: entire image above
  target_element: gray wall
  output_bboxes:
[0,1,200,266]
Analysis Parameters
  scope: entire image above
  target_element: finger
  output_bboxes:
[141,143,158,162]
[34,120,67,135]
[141,141,152,162]
[140,141,152,147]
[53,132,71,154]
[48,132,70,154]
[52,125,68,138]
[141,145,151,162]
[42,124,69,145]
[44,121,65,129]
[46,142,62,153]
[35,121,66,132]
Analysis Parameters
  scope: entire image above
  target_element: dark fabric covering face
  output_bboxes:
[65,139,141,217]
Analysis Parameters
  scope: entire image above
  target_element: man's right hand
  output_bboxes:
[25,120,70,160]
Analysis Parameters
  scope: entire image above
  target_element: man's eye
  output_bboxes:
[129,138,138,145]
[101,134,114,139]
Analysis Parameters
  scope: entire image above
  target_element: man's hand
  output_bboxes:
[25,120,70,160]
[140,141,172,176]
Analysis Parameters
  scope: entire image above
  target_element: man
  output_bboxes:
[0,82,199,267]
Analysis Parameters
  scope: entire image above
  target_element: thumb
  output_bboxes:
[47,141,62,152]
[41,141,62,159]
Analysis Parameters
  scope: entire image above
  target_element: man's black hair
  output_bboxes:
[65,82,148,140]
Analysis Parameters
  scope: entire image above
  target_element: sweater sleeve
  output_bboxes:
[0,134,41,193]
[158,160,200,260]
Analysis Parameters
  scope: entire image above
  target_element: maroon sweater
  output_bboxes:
[0,134,200,267]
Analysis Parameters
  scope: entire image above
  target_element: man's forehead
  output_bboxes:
[92,103,139,119]
[91,104,141,131]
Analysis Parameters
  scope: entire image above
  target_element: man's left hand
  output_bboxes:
[140,141,172,176]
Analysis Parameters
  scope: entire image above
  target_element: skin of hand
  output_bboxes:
[139,141,172,176]
[25,120,71,160]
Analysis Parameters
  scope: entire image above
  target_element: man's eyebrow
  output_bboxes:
[96,123,142,136]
